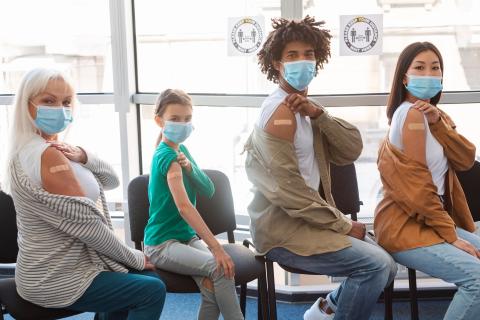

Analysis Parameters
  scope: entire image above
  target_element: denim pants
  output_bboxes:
[392,228,480,320]
[267,236,397,320]
[67,270,165,320]
[145,238,243,320]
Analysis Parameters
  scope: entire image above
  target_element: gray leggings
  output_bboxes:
[145,238,243,320]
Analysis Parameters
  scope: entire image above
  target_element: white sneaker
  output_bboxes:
[303,297,335,320]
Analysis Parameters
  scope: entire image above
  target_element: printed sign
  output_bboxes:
[228,16,265,56]
[340,14,383,56]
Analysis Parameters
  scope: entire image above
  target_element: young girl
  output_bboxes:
[144,89,244,320]
[374,42,480,320]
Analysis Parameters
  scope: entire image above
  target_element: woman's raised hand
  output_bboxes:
[48,141,87,164]
[412,100,441,124]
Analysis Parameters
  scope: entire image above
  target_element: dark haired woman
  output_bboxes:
[375,42,480,320]
[144,89,244,320]
[245,16,397,320]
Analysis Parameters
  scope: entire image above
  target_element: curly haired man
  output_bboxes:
[244,16,397,320]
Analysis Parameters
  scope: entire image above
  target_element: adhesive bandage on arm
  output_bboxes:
[407,123,425,130]
[49,164,70,173]
[273,119,293,126]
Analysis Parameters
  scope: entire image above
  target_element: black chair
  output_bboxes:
[0,191,81,320]
[127,170,268,319]
[399,160,480,320]
[245,163,393,320]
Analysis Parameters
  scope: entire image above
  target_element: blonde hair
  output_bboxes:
[1,68,76,193]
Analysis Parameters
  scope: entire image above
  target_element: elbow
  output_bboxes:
[207,184,215,198]
[343,129,364,162]
[112,175,120,189]
[454,146,476,171]
[177,201,194,216]
[103,175,120,191]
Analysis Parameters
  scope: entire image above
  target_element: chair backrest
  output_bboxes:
[0,191,19,263]
[320,163,361,221]
[127,169,237,249]
[457,160,480,222]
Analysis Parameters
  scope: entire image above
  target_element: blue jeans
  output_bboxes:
[267,236,397,320]
[392,228,480,320]
[67,270,166,320]
[474,221,480,237]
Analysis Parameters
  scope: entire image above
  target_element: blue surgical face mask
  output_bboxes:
[282,60,316,91]
[405,75,443,100]
[34,105,73,135]
[163,121,193,144]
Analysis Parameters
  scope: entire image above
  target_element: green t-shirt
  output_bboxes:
[144,142,215,246]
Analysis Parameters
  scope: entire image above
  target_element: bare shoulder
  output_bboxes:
[264,103,296,142]
[41,147,85,196]
[405,107,425,123]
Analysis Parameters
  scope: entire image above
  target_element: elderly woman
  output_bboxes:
[2,68,165,319]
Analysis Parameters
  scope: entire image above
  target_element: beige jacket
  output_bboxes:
[374,112,476,253]
[244,108,363,256]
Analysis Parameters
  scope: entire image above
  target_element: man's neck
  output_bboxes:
[279,78,308,96]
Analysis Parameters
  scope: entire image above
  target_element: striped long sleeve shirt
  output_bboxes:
[10,152,145,308]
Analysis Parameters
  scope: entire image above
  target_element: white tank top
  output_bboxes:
[18,135,100,202]
[389,101,448,195]
[257,87,320,190]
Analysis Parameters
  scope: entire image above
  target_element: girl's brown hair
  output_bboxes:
[154,89,192,147]
[154,88,192,117]
[386,42,444,124]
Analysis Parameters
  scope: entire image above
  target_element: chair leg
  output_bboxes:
[384,280,394,320]
[240,284,247,317]
[257,272,269,320]
[408,268,419,320]
[266,260,277,320]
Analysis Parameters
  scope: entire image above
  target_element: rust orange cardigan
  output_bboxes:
[374,112,476,253]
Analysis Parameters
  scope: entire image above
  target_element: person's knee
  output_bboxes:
[202,277,214,292]
[460,272,480,294]
[368,251,397,283]
[384,255,398,284]
[142,277,167,303]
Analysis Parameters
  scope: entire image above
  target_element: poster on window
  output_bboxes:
[340,14,383,56]
[228,16,265,56]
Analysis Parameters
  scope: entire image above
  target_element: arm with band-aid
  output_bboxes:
[407,123,425,130]
[264,103,296,142]
[402,108,427,165]
[49,164,70,174]
[41,147,86,197]
[166,162,225,252]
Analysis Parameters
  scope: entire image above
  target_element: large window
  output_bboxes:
[140,104,259,216]
[134,0,480,220]
[0,0,113,94]
[134,0,480,95]
[134,0,280,94]
[140,102,480,219]
[0,0,119,206]
[304,0,480,94]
